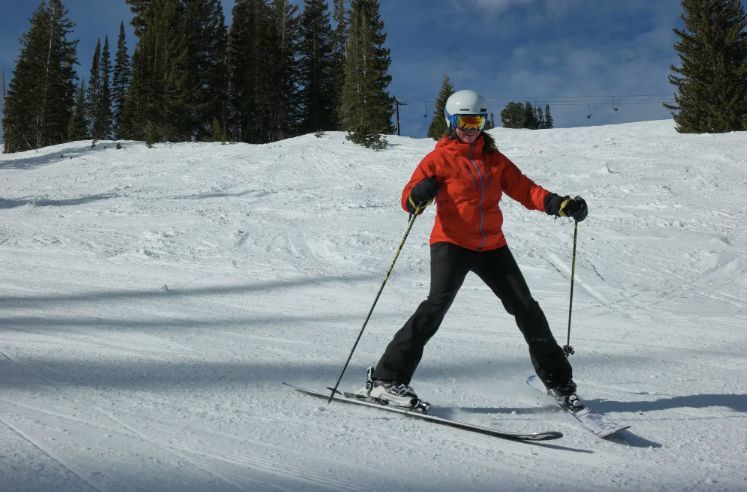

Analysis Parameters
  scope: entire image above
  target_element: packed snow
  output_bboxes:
[0,120,745,491]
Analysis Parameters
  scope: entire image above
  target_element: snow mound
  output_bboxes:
[1,120,745,491]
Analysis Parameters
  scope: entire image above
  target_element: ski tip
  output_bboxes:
[530,431,564,441]
[598,425,632,438]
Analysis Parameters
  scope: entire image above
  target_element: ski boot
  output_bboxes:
[547,380,584,411]
[356,367,430,413]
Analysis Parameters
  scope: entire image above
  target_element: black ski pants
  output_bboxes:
[374,242,572,388]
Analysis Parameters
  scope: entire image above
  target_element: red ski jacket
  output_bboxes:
[402,134,550,251]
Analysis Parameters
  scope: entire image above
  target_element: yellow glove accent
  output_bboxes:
[408,195,419,214]
[558,195,578,217]
[408,195,433,215]
[558,198,572,217]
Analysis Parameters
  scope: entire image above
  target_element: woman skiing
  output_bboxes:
[360,90,588,410]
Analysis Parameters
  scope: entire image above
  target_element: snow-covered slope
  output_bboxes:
[1,121,745,491]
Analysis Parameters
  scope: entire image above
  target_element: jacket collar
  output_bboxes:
[436,134,484,157]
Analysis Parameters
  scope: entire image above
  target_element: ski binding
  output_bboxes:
[527,375,630,438]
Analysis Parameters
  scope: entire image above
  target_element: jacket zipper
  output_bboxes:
[467,143,487,248]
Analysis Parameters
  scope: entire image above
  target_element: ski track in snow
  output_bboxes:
[0,413,102,492]
[1,123,746,491]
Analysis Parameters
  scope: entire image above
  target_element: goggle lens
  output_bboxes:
[455,114,486,131]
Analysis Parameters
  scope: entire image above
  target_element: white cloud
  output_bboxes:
[475,0,534,9]
[469,0,537,12]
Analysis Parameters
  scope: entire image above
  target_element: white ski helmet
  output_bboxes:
[444,90,488,129]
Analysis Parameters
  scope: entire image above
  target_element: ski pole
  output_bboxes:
[327,208,421,403]
[563,221,578,356]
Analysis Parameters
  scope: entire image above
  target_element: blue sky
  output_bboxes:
[1,0,685,138]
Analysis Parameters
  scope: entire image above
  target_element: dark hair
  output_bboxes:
[444,128,499,154]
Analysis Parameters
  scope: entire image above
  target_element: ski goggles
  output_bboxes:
[449,113,487,131]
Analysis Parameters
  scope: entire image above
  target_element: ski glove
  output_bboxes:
[407,176,441,215]
[544,193,588,222]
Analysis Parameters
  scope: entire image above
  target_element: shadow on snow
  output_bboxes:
[588,394,747,414]
[0,193,119,209]
[0,141,123,170]
[0,274,377,308]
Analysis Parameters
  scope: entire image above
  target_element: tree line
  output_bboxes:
[2,0,746,153]
[2,0,393,153]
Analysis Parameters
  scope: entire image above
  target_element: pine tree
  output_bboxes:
[427,74,454,140]
[666,0,747,132]
[544,103,554,129]
[3,0,78,153]
[500,101,553,129]
[122,0,192,142]
[298,0,336,134]
[119,29,149,139]
[158,0,192,141]
[536,105,545,129]
[268,0,301,141]
[210,117,226,142]
[98,36,113,139]
[500,102,525,128]
[127,0,153,36]
[339,0,393,149]
[183,0,228,140]
[87,37,113,141]
[112,21,131,139]
[68,78,88,140]
[330,0,348,130]
[227,0,276,143]
[121,1,152,140]
[226,0,298,143]
[87,39,102,138]
[523,102,540,129]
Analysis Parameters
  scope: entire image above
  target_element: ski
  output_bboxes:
[526,375,630,438]
[284,382,563,442]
